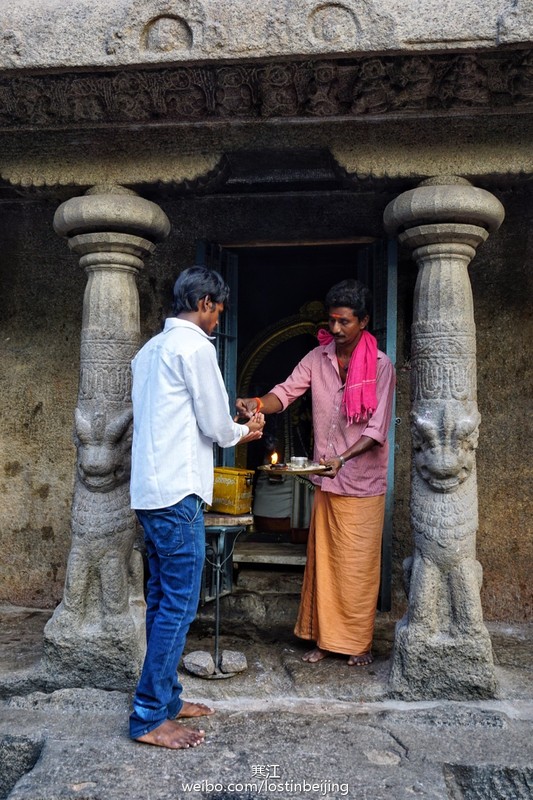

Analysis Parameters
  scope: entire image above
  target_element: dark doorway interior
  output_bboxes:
[237,243,364,349]
[235,242,373,471]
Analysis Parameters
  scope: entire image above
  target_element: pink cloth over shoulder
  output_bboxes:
[269,341,395,496]
[317,329,378,423]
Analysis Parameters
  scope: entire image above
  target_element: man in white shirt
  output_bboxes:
[129,267,264,750]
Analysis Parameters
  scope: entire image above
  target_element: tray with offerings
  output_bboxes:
[258,462,331,476]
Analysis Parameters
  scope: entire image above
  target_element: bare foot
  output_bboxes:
[176,701,215,719]
[302,647,328,663]
[134,719,205,749]
[347,651,373,667]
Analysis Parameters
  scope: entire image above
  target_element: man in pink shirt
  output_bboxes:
[237,279,395,666]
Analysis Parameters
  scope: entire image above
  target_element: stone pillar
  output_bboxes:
[43,185,170,689]
[384,177,504,700]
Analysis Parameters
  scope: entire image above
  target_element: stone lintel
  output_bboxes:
[0,0,526,73]
[0,47,531,195]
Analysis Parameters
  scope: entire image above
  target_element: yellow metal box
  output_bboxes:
[210,467,254,515]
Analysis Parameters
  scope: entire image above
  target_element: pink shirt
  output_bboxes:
[270,341,395,497]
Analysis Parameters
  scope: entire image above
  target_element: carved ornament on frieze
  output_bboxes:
[105,0,206,57]
[308,4,362,45]
[0,49,531,131]
[143,15,193,53]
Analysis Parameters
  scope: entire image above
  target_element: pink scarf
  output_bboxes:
[317,328,378,423]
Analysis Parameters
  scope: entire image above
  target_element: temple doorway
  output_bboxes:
[196,237,397,610]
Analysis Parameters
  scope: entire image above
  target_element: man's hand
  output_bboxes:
[319,456,342,478]
[235,397,258,420]
[238,412,265,444]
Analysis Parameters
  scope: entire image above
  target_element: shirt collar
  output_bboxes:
[163,317,215,341]
[321,339,337,364]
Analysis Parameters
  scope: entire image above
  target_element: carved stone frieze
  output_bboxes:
[0,49,531,132]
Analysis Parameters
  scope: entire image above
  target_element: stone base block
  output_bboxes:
[42,605,145,691]
[389,618,498,700]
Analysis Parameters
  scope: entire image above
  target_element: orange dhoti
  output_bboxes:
[294,487,385,655]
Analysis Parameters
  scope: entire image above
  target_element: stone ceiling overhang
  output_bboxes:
[0,0,532,73]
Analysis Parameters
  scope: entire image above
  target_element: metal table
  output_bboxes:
[203,512,253,671]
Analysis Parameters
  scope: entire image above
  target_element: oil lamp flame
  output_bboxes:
[270,452,279,465]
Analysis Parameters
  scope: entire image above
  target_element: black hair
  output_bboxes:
[173,266,230,315]
[325,279,372,320]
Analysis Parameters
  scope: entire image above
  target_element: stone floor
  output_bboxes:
[1,576,532,800]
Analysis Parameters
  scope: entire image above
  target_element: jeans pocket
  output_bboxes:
[137,495,203,558]
[175,494,202,524]
[137,507,185,557]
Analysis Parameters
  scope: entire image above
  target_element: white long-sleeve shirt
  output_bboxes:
[130,318,248,509]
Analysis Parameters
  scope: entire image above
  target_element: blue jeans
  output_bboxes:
[129,494,205,739]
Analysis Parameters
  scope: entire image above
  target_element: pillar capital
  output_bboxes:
[53,184,171,267]
[383,176,505,243]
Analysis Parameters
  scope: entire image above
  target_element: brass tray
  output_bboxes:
[258,463,331,476]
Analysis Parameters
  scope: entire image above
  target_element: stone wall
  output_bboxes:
[470,185,533,621]
[0,185,531,620]
[0,200,84,607]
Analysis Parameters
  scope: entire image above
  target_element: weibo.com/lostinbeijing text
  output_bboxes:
[181,779,349,796]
